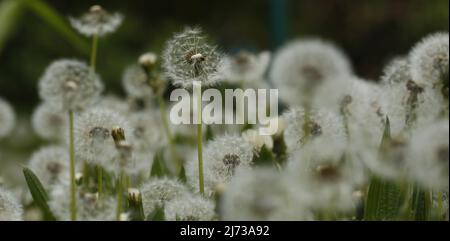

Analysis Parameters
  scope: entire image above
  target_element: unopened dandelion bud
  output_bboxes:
[90,5,103,13]
[75,172,83,186]
[111,127,126,144]
[138,52,158,70]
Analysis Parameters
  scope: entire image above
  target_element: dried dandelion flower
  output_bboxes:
[28,145,69,188]
[32,102,68,141]
[0,187,23,221]
[381,57,411,85]
[270,39,353,106]
[223,51,271,86]
[0,97,15,139]
[38,59,103,111]
[69,5,123,37]
[162,27,225,89]
[140,178,189,216]
[164,194,215,221]
[122,65,154,99]
[186,134,254,195]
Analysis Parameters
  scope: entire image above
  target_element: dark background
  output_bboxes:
[0,0,448,112]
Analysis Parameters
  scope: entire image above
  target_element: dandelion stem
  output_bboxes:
[97,166,103,198]
[68,110,77,221]
[195,82,205,195]
[437,191,444,219]
[116,171,123,221]
[156,92,180,174]
[90,34,99,71]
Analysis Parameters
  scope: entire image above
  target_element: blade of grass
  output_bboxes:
[0,0,25,55]
[24,0,89,55]
[23,167,56,221]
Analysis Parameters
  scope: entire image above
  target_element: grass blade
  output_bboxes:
[23,167,56,221]
[0,0,25,54]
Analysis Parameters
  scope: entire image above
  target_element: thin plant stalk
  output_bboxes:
[195,82,205,194]
[156,92,181,174]
[90,33,99,71]
[116,171,123,221]
[97,166,103,198]
[68,110,77,221]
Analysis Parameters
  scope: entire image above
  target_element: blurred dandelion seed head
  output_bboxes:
[69,5,123,37]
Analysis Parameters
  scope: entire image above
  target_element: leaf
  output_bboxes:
[254,145,275,166]
[364,176,403,220]
[379,117,391,151]
[127,192,145,221]
[178,164,187,183]
[24,0,89,55]
[23,168,56,221]
[411,186,431,221]
[151,152,167,178]
[0,0,25,55]
[147,206,165,221]
[205,125,214,141]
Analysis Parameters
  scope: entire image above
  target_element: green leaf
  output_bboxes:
[205,125,214,141]
[147,206,165,221]
[411,186,431,221]
[23,168,56,221]
[178,164,187,183]
[0,0,25,55]
[364,176,403,220]
[24,0,89,55]
[379,117,391,151]
[127,192,145,221]
[254,145,275,166]
[151,152,167,178]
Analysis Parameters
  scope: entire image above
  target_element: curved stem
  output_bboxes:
[69,110,77,221]
[156,92,180,174]
[90,34,99,71]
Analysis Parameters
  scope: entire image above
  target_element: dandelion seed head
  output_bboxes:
[0,187,23,221]
[186,134,254,195]
[28,145,69,188]
[283,107,346,153]
[140,178,188,216]
[164,194,215,221]
[74,108,132,167]
[381,57,411,85]
[50,181,116,221]
[96,95,130,115]
[138,52,158,67]
[222,167,313,221]
[162,27,225,89]
[39,59,103,111]
[69,5,123,37]
[410,32,449,88]
[407,119,449,190]
[129,110,168,152]
[0,98,15,139]
[122,65,154,99]
[271,39,353,106]
[223,51,271,85]
[32,102,68,141]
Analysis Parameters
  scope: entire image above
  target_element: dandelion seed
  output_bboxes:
[223,51,271,86]
[38,59,103,112]
[32,102,68,141]
[140,178,189,216]
[270,39,353,106]
[162,27,225,89]
[410,32,449,88]
[69,5,123,37]
[74,108,132,168]
[28,145,70,188]
[186,134,254,195]
[0,97,15,139]
[407,119,449,190]
[222,167,313,221]
[0,187,23,221]
[164,194,215,221]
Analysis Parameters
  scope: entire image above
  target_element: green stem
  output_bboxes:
[437,191,444,219]
[156,92,180,174]
[68,110,77,221]
[116,172,123,221]
[90,34,98,71]
[97,166,103,199]
[196,83,205,195]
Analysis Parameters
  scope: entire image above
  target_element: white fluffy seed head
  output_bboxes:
[140,178,188,217]
[32,102,68,141]
[69,5,123,37]
[162,27,225,89]
[223,51,271,86]
[222,167,313,221]
[410,32,449,87]
[164,194,216,221]
[122,65,154,98]
[73,108,132,168]
[49,181,116,221]
[242,129,274,151]
[0,187,23,221]
[28,145,69,188]
[381,57,411,85]
[186,134,254,196]
[283,107,347,153]
[0,97,15,139]
[271,38,353,106]
[129,110,168,152]
[286,137,366,211]
[407,119,449,190]
[38,59,104,111]
[95,95,130,115]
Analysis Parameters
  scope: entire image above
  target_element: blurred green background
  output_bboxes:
[0,0,449,112]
